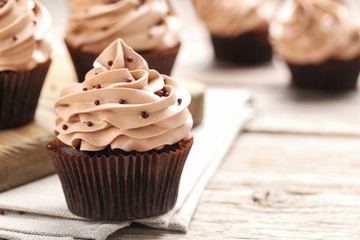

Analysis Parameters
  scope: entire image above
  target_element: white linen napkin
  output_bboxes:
[0,88,253,240]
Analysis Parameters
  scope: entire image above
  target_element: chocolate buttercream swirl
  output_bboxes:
[193,0,272,37]
[65,0,181,53]
[270,0,360,64]
[55,39,193,152]
[0,0,51,71]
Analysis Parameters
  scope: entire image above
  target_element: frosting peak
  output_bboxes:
[55,39,193,152]
[270,0,360,64]
[65,0,181,53]
[0,0,51,71]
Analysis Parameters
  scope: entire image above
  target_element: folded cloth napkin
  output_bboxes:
[0,88,253,240]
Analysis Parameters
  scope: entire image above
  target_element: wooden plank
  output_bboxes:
[109,133,360,239]
[0,124,54,192]
[179,78,206,127]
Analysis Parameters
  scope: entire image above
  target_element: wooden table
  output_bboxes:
[38,0,360,238]
[110,2,360,239]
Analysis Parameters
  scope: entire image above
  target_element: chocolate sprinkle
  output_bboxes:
[127,57,133,62]
[87,121,93,127]
[94,100,100,105]
[0,0,7,8]
[141,111,149,118]
[107,60,113,67]
[119,98,126,104]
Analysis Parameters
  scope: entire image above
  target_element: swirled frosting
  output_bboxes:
[193,0,273,37]
[270,0,360,64]
[65,0,181,54]
[55,39,193,152]
[0,0,51,71]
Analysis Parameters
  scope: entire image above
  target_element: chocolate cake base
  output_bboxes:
[211,29,272,64]
[45,138,193,221]
[65,41,180,82]
[59,142,182,158]
[287,57,360,91]
[0,60,51,129]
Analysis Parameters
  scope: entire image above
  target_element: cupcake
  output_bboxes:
[193,0,273,64]
[0,0,52,129]
[45,39,193,221]
[270,0,360,91]
[65,0,181,82]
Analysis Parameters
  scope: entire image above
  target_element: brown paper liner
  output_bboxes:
[0,60,51,129]
[65,41,96,83]
[139,43,181,76]
[45,137,194,221]
[65,41,180,83]
[211,28,272,64]
[287,56,360,91]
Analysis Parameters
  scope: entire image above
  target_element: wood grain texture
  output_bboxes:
[0,124,54,192]
[109,133,360,239]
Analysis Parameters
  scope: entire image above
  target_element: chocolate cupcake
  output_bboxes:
[193,0,273,64]
[45,39,194,221]
[65,0,181,82]
[0,0,52,129]
[270,0,360,91]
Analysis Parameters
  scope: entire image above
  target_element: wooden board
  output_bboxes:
[109,133,360,239]
[179,78,206,127]
[0,123,54,192]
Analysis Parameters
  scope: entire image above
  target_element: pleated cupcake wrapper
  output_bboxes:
[0,60,51,129]
[287,56,360,91]
[65,41,180,83]
[211,29,272,64]
[45,138,193,221]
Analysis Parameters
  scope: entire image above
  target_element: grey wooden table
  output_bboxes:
[38,0,360,238]
[109,12,360,240]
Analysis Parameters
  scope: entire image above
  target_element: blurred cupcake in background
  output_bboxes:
[192,0,273,64]
[0,0,52,129]
[65,0,181,82]
[270,0,360,91]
